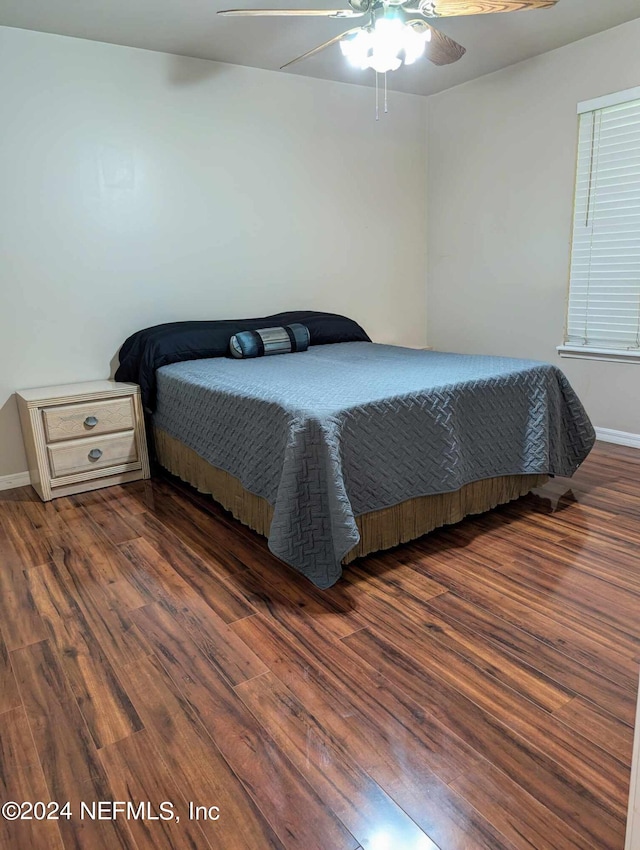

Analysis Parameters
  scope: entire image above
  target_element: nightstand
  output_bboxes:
[16,380,150,501]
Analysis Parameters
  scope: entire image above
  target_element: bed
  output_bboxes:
[115,311,595,588]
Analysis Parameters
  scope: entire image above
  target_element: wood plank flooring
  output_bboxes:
[0,440,638,850]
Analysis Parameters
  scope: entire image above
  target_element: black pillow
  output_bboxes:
[115,311,370,410]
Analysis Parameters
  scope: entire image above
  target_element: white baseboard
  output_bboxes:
[625,670,640,850]
[595,427,640,449]
[0,471,31,492]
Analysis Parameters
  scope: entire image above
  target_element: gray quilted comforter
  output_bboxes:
[153,342,595,587]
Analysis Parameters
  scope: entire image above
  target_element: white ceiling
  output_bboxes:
[1,0,639,96]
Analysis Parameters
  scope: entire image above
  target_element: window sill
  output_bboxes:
[557,345,640,364]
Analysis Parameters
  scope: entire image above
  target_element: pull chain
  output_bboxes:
[374,71,391,120]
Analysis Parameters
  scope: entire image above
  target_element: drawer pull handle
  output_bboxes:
[84,416,99,428]
[88,448,103,461]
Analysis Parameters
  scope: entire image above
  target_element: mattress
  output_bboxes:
[152,342,595,587]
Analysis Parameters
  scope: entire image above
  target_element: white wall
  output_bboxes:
[0,26,428,479]
[426,17,640,435]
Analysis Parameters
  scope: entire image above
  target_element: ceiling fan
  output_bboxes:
[218,1,558,74]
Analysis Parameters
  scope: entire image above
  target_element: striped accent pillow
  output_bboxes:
[229,323,310,359]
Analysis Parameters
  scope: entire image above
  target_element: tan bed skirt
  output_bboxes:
[154,426,548,564]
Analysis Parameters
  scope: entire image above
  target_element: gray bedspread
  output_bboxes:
[153,342,595,587]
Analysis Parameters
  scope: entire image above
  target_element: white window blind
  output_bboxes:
[565,89,640,353]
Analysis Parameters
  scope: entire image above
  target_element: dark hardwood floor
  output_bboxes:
[0,440,638,850]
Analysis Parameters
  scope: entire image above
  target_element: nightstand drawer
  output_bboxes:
[43,397,135,442]
[47,432,138,479]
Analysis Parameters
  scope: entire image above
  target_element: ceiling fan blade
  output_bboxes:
[280,27,362,69]
[406,20,466,64]
[218,8,365,17]
[419,0,557,16]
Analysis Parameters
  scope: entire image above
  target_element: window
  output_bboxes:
[559,86,640,363]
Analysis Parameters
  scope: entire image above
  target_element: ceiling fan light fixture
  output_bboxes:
[222,1,557,80]
[340,15,433,73]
